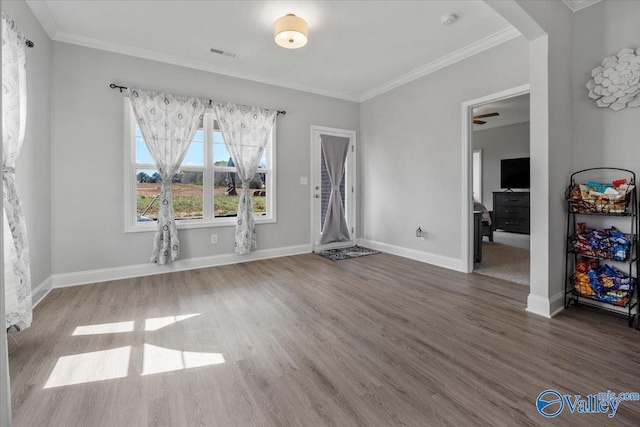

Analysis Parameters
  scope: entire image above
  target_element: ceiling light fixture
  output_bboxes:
[274,14,308,49]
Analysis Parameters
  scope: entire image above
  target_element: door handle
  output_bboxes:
[315,194,320,198]
[315,186,320,190]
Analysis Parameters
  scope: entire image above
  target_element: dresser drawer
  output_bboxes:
[494,207,530,219]
[495,218,530,233]
[494,193,530,207]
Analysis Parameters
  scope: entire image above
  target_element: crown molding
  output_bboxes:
[25,0,59,39]
[358,26,522,102]
[25,1,522,104]
[561,0,602,13]
[53,31,361,103]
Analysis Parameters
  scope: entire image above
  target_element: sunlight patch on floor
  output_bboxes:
[72,321,135,336]
[44,346,131,388]
[144,314,200,331]
[142,343,225,376]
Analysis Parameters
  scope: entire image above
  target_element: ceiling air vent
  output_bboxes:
[210,48,237,58]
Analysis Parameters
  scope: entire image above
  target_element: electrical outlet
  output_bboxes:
[416,227,427,240]
[210,234,218,245]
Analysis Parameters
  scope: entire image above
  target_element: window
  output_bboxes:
[124,99,276,232]
[472,149,482,203]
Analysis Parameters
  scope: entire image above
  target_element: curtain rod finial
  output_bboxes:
[109,83,127,93]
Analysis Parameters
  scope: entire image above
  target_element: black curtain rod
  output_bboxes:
[109,83,286,116]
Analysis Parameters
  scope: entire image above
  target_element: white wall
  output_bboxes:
[3,0,52,293]
[473,122,530,210]
[572,0,640,173]
[360,36,529,262]
[492,0,575,316]
[49,42,359,275]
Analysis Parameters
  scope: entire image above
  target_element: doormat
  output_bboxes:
[316,246,380,261]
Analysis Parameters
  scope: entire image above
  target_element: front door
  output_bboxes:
[310,126,356,251]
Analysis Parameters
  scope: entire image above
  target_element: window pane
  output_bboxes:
[137,169,162,222]
[251,172,268,217]
[213,172,267,217]
[173,172,204,220]
[213,131,232,165]
[258,152,267,169]
[136,169,203,222]
[193,128,204,142]
[182,128,204,166]
[135,125,154,164]
[182,141,204,166]
[259,135,269,168]
[137,126,205,166]
[214,171,238,217]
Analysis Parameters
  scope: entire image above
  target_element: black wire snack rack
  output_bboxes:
[564,167,639,328]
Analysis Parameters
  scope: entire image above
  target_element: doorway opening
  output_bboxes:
[462,85,531,288]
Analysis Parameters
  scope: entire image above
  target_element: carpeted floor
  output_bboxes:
[474,232,530,285]
[492,230,530,250]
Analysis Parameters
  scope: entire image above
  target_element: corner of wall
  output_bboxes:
[526,291,564,318]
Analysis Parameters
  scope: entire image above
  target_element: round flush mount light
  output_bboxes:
[274,14,308,49]
[441,14,458,26]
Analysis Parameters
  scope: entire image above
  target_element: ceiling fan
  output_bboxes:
[473,112,499,125]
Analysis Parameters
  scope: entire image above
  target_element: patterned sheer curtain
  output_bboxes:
[128,88,207,264]
[212,102,276,254]
[2,12,32,331]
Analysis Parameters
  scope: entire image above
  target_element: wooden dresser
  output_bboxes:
[493,191,530,234]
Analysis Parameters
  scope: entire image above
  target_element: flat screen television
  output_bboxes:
[501,157,530,189]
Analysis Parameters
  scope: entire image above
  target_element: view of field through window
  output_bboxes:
[135,125,268,222]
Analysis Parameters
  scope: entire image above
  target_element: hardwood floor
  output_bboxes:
[9,253,640,426]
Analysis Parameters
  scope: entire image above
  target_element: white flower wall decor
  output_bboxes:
[586,48,640,111]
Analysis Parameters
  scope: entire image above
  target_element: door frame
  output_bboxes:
[310,125,357,252]
[461,84,530,273]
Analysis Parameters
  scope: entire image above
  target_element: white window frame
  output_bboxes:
[123,98,277,233]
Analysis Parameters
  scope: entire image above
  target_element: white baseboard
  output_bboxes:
[526,294,550,317]
[549,292,565,317]
[526,291,565,318]
[51,244,311,289]
[32,276,53,308]
[358,239,464,272]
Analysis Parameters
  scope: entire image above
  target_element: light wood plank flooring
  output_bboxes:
[9,253,640,426]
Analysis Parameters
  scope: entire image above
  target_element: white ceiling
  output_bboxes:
[473,93,529,131]
[26,0,520,102]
